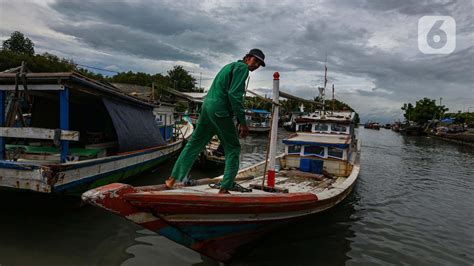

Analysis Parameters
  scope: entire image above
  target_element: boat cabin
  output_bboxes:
[0,71,168,164]
[245,109,271,130]
[283,111,357,177]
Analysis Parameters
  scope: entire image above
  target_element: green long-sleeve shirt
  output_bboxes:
[203,60,249,126]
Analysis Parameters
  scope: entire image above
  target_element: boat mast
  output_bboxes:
[267,72,280,187]
[323,64,327,117]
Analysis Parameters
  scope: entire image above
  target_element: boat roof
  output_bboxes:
[283,133,351,148]
[159,86,204,103]
[181,92,207,100]
[297,111,355,124]
[0,72,157,108]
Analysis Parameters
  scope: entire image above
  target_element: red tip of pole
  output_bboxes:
[273,72,280,80]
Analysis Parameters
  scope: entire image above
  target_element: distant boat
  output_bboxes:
[245,109,271,133]
[391,122,401,132]
[197,135,225,167]
[283,111,306,132]
[364,121,381,130]
[0,71,192,195]
[400,123,426,136]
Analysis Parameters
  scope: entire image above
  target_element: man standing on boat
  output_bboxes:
[166,49,266,193]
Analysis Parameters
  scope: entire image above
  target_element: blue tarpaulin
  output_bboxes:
[440,118,454,123]
[103,97,166,152]
[250,109,271,114]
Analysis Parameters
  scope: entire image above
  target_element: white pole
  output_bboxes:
[267,72,280,187]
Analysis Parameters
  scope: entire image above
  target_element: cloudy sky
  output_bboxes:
[1,0,472,122]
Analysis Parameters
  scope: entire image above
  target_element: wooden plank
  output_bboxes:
[279,170,325,181]
[249,184,289,193]
[0,127,79,141]
[85,141,118,149]
[18,153,61,162]
[0,84,64,91]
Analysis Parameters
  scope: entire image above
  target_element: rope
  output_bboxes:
[208,182,252,193]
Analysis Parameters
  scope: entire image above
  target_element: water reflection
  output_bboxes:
[233,190,360,265]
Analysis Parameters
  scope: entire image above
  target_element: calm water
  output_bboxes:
[0,128,473,265]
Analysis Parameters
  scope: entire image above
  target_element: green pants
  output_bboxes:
[171,110,241,190]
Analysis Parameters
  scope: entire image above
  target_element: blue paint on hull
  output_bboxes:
[178,223,262,241]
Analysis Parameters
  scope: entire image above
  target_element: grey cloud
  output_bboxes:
[51,23,202,63]
[333,0,457,16]
[48,0,242,65]
[50,1,213,36]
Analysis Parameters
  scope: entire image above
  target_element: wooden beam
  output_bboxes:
[0,91,4,160]
[0,127,79,141]
[85,141,118,149]
[0,84,65,91]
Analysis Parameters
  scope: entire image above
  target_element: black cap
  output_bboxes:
[246,48,266,67]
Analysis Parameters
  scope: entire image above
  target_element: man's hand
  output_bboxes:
[239,124,249,138]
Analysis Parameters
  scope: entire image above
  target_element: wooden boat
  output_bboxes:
[82,73,360,263]
[363,121,381,130]
[282,111,306,132]
[197,135,225,167]
[0,71,191,194]
[391,122,401,132]
[400,124,426,136]
[245,109,271,133]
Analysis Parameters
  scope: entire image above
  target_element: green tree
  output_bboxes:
[167,65,196,92]
[2,31,35,55]
[244,96,272,111]
[401,103,414,121]
[109,71,155,86]
[0,50,75,72]
[402,97,448,124]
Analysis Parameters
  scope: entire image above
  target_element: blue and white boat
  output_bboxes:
[245,109,271,133]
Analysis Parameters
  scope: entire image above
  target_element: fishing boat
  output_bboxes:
[197,135,225,167]
[363,121,381,130]
[283,111,307,132]
[245,109,271,133]
[82,73,360,263]
[0,70,191,195]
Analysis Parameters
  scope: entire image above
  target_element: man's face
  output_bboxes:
[246,56,262,72]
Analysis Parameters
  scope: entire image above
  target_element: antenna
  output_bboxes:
[332,84,335,113]
[322,63,327,117]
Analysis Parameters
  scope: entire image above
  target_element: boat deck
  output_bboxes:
[161,170,345,195]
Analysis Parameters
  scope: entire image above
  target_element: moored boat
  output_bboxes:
[283,111,307,132]
[82,73,360,262]
[245,109,271,133]
[197,135,225,167]
[364,121,381,130]
[0,70,191,194]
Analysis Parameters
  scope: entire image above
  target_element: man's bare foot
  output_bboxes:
[218,189,231,194]
[165,177,175,189]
